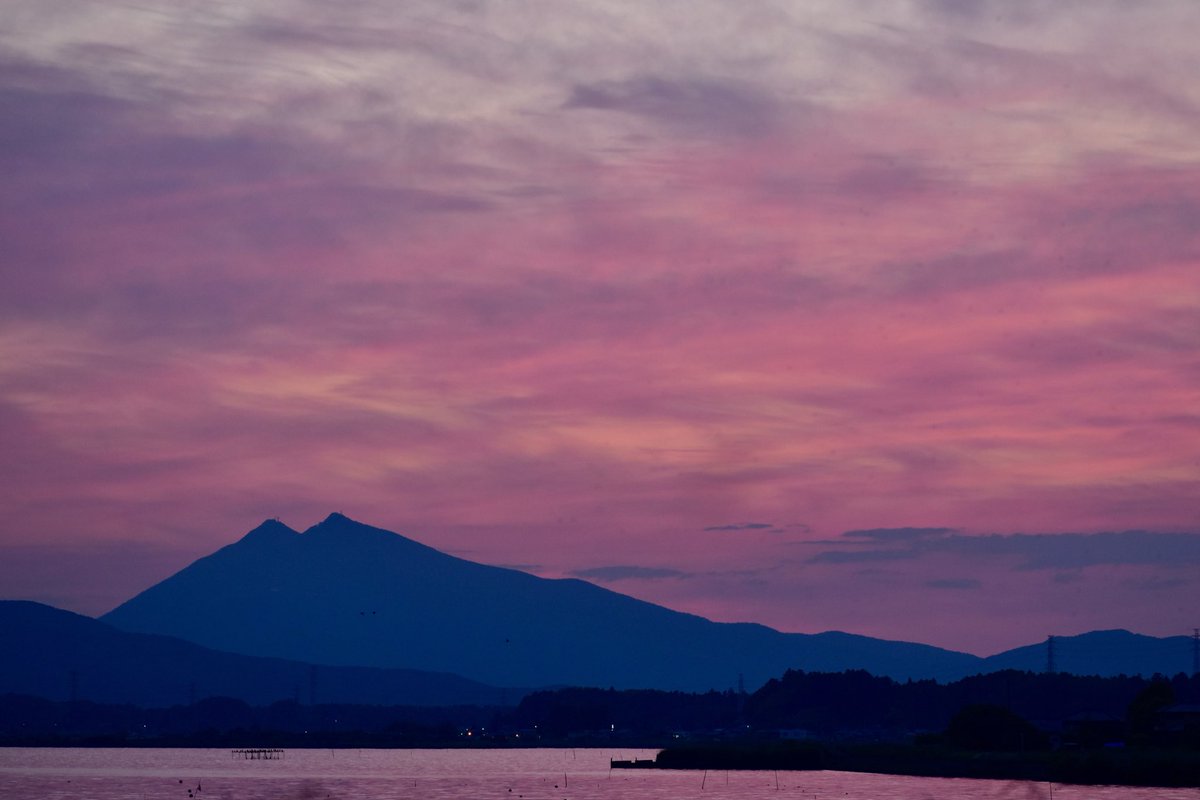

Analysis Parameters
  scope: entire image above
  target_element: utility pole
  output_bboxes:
[1045,635,1056,675]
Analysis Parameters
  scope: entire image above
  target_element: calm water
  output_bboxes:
[1,747,1197,800]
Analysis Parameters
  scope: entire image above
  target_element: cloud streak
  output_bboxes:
[565,75,783,138]
[703,523,775,532]
[811,530,1200,570]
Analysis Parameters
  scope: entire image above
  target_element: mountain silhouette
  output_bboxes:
[101,514,981,690]
[980,629,1196,678]
[100,515,1194,690]
[0,600,518,707]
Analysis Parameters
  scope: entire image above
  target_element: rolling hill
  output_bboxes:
[0,599,519,707]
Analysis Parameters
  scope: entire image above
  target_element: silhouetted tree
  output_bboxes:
[944,704,1049,752]
[1127,678,1175,746]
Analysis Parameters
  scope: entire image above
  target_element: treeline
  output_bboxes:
[4,669,1197,747]
[747,668,1197,736]
[0,694,496,747]
[503,688,743,737]
[502,669,1200,740]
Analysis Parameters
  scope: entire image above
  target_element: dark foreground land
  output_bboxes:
[648,741,1200,788]
[5,667,1197,788]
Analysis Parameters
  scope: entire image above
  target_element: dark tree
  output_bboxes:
[1127,679,1175,745]
[944,704,1049,752]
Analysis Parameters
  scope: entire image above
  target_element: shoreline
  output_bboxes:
[641,741,1200,788]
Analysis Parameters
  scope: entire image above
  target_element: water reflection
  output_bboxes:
[0,748,1195,800]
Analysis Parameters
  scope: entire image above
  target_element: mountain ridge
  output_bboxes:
[0,600,521,707]
[100,514,1194,690]
[980,628,1195,676]
[102,514,979,690]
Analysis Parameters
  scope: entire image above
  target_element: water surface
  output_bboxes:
[1,747,1196,799]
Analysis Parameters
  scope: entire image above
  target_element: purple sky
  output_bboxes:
[1,1,1198,656]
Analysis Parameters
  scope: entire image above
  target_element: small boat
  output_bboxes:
[610,757,657,769]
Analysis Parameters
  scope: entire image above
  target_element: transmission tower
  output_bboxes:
[1045,635,1056,675]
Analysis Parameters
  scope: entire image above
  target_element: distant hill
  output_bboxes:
[0,600,519,707]
[983,630,1196,678]
[101,514,981,690]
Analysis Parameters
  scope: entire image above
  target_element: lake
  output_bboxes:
[1,747,1197,799]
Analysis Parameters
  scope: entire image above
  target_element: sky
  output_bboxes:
[1,0,1197,657]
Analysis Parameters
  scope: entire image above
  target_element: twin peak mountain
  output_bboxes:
[101,514,1182,692]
